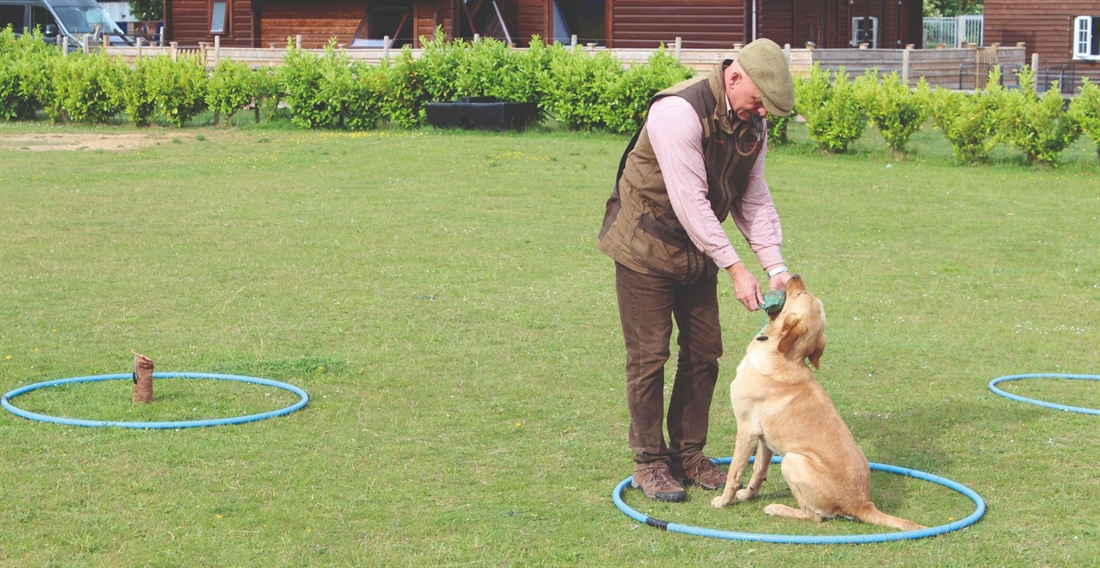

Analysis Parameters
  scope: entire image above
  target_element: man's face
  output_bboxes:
[726,67,767,122]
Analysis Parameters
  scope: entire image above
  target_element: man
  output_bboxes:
[597,38,796,502]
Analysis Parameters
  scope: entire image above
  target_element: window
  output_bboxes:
[1075,16,1100,59]
[31,7,58,34]
[351,4,412,49]
[0,6,24,34]
[210,1,228,34]
[851,16,878,48]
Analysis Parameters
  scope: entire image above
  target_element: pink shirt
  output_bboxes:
[647,95,784,271]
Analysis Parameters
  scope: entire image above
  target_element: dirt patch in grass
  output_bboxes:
[0,131,218,152]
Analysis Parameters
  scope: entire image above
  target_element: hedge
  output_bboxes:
[2,25,1098,166]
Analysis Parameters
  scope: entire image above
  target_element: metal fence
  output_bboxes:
[924,16,983,48]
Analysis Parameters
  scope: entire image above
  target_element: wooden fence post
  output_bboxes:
[383,36,390,60]
[136,37,142,61]
[571,35,577,50]
[1029,53,1038,94]
[902,44,910,86]
[214,35,221,67]
[674,37,682,61]
[170,41,178,61]
[295,35,302,50]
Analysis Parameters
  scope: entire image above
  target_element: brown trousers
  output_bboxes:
[615,262,723,471]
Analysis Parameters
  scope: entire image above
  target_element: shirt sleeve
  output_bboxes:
[649,97,785,270]
[730,134,785,270]
[649,97,741,269]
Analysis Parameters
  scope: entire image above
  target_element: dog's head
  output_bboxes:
[771,275,826,369]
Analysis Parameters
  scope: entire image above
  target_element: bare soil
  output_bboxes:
[0,131,220,152]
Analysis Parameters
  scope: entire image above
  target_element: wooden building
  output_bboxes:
[162,0,924,51]
[983,0,1100,92]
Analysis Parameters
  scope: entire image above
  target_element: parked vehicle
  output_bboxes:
[0,0,133,48]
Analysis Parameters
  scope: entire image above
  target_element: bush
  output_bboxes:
[0,28,60,121]
[206,59,254,125]
[855,70,930,158]
[996,66,1082,167]
[539,45,623,131]
[603,45,693,135]
[927,67,1007,165]
[795,64,866,153]
[120,57,157,126]
[1068,77,1100,164]
[42,53,125,124]
[142,54,208,127]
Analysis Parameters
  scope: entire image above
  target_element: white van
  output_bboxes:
[0,0,133,48]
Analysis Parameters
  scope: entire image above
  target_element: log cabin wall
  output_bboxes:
[166,1,457,49]
[165,0,257,47]
[607,0,749,49]
[984,0,1099,87]
[514,0,547,46]
[759,0,921,50]
[257,0,363,48]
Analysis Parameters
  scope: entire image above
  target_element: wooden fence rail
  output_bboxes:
[103,39,1027,91]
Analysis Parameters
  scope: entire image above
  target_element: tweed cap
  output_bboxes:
[736,38,794,116]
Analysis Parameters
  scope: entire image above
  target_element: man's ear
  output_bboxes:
[777,314,804,355]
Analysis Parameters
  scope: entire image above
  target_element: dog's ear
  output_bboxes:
[808,335,825,369]
[777,314,804,355]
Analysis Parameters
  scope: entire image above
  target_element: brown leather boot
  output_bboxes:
[631,464,687,502]
[672,456,727,490]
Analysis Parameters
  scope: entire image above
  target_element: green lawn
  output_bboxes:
[1,121,1098,567]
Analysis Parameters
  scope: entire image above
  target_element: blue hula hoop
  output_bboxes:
[988,374,1100,415]
[1,372,309,429]
[613,456,985,544]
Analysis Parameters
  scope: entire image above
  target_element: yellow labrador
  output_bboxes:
[711,275,924,531]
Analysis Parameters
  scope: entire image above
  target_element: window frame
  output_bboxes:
[210,0,230,36]
[851,16,879,48]
[1074,16,1099,60]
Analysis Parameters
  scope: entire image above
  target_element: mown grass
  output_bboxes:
[0,120,1097,567]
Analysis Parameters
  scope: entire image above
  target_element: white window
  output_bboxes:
[210,1,227,34]
[851,16,878,48]
[1075,16,1100,60]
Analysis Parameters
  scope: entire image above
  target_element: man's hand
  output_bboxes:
[768,270,792,292]
[726,262,762,311]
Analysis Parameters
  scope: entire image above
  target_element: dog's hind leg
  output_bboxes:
[763,453,825,523]
[763,503,823,523]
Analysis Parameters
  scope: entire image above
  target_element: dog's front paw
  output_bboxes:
[734,487,756,501]
[710,495,731,508]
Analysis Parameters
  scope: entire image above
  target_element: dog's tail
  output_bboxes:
[853,503,926,531]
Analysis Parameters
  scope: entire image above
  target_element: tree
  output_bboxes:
[924,0,983,17]
[127,0,162,22]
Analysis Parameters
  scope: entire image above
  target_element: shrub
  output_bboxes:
[143,54,208,127]
[50,54,125,123]
[343,59,389,130]
[539,45,623,131]
[795,64,866,153]
[0,28,61,121]
[603,45,693,135]
[855,70,930,158]
[206,58,254,125]
[927,67,1007,165]
[382,48,428,128]
[120,57,157,126]
[996,66,1082,167]
[1068,77,1100,164]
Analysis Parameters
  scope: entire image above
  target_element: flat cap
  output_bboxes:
[736,38,795,117]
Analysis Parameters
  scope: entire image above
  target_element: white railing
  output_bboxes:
[923,16,983,49]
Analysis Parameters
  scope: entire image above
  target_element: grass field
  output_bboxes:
[1,119,1098,567]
